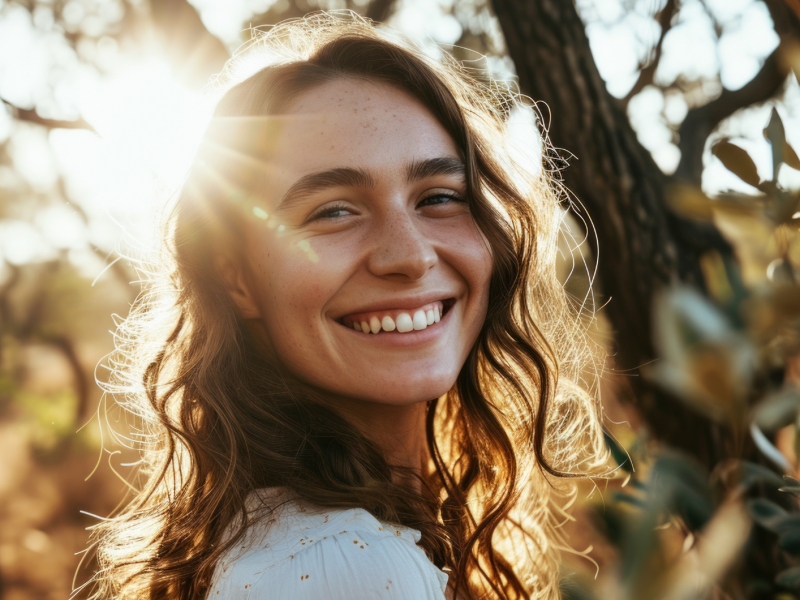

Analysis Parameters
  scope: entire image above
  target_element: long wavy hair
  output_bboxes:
[86,12,609,600]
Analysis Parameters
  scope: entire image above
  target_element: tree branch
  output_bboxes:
[147,0,230,89]
[3,100,95,132]
[365,0,396,23]
[622,0,679,106]
[47,335,91,423]
[765,0,800,38]
[675,0,800,182]
[675,52,790,181]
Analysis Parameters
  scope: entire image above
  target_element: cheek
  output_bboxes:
[246,235,324,339]
[246,232,357,342]
[437,217,493,300]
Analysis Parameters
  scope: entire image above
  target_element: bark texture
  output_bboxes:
[490,0,737,464]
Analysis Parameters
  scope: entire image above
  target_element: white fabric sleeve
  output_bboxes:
[208,528,449,600]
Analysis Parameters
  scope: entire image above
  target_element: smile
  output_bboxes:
[340,299,454,334]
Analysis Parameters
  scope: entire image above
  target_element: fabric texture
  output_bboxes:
[207,489,449,599]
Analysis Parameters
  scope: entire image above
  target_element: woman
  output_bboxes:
[89,12,608,600]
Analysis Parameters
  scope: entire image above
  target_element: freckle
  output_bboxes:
[360,545,364,548]
[389,579,392,584]
[340,531,347,534]
[378,527,383,530]
[306,574,310,579]
[353,540,358,544]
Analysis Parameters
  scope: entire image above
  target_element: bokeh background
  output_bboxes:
[0,0,798,598]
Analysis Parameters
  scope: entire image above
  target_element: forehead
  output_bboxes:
[270,79,460,177]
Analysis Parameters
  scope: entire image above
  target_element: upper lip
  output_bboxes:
[330,292,457,320]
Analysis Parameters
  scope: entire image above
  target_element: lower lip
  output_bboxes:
[336,305,453,347]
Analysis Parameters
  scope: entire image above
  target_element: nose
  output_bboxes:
[366,211,437,281]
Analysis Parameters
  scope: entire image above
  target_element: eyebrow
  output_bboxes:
[406,157,466,183]
[278,167,375,208]
[277,157,466,209]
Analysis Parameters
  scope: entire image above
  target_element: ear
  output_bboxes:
[214,255,262,320]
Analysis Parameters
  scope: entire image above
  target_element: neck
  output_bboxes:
[332,397,431,492]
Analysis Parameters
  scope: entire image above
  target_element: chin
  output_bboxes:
[350,370,459,405]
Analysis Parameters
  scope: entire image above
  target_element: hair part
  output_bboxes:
[86,12,609,600]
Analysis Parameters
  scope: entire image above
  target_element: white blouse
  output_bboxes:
[207,489,450,599]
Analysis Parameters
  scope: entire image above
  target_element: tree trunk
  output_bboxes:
[490,0,736,465]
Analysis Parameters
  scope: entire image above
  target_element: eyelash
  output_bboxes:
[307,192,466,223]
[418,192,466,207]
[309,203,352,222]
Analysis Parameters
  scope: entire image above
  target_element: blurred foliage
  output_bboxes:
[568,107,800,600]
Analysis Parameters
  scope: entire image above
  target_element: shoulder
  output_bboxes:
[208,496,448,600]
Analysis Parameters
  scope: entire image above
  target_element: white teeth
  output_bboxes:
[396,313,414,333]
[381,316,396,331]
[347,302,445,334]
[369,316,381,334]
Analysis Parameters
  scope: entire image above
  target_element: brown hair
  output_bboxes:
[86,12,608,600]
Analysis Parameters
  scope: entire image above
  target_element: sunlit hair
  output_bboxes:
[86,12,609,600]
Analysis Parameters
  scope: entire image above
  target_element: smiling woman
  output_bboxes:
[86,12,609,600]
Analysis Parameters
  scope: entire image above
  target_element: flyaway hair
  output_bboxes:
[85,12,610,600]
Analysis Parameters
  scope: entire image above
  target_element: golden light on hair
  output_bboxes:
[86,12,612,600]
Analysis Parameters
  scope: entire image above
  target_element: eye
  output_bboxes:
[306,203,355,223]
[418,192,466,208]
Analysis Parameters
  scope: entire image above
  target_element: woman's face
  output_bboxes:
[231,78,492,405]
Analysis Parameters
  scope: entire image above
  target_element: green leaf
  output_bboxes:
[763,107,800,174]
[764,107,786,179]
[613,491,647,509]
[781,476,800,495]
[603,429,633,473]
[776,566,800,590]
[671,480,714,530]
[754,387,800,432]
[751,422,793,472]
[712,139,761,188]
[784,143,800,171]
[776,515,800,532]
[780,528,800,555]
[747,498,787,531]
[740,461,785,489]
